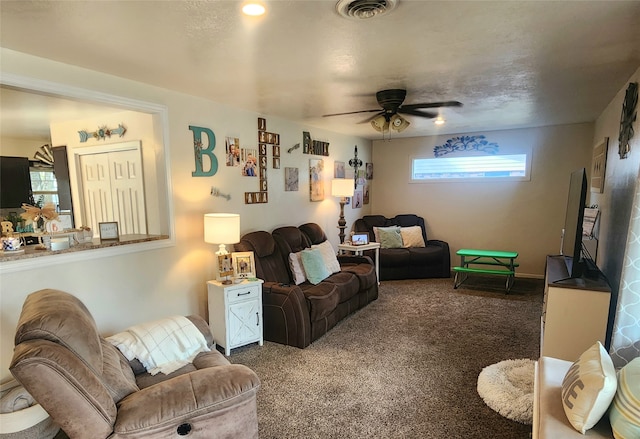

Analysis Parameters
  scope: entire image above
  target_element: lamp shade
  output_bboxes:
[390,114,410,132]
[204,213,240,244]
[332,179,354,198]
[371,115,388,132]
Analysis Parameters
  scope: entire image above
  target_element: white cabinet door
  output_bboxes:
[228,299,261,347]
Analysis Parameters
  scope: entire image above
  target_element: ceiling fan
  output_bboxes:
[322,89,462,133]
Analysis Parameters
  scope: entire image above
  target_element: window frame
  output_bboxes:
[410,149,532,183]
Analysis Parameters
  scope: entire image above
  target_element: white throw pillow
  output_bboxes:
[400,226,426,247]
[288,251,307,285]
[311,241,341,274]
[561,341,617,434]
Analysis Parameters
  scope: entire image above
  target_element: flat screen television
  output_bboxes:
[0,156,33,208]
[561,168,588,278]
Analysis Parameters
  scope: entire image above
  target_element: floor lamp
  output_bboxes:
[331,179,354,244]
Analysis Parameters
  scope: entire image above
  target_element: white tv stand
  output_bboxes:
[541,255,611,362]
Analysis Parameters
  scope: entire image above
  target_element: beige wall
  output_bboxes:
[370,124,594,277]
[0,49,372,382]
[0,136,50,157]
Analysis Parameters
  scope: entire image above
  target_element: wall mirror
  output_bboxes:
[0,74,174,271]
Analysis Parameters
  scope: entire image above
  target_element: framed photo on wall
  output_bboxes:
[232,251,256,279]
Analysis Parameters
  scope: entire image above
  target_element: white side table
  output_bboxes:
[207,279,264,356]
[337,242,381,284]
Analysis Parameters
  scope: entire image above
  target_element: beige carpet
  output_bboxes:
[229,276,543,439]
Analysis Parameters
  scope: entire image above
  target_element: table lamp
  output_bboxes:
[331,179,354,244]
[204,213,240,255]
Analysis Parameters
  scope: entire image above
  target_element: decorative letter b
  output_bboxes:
[189,125,218,177]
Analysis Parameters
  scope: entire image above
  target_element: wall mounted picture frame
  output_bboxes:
[232,251,256,279]
[591,137,608,193]
[225,137,241,167]
[285,167,299,191]
[309,159,324,201]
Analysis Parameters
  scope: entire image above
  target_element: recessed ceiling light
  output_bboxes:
[242,2,266,16]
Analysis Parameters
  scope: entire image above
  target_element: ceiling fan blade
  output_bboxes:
[322,109,382,117]
[357,111,385,124]
[398,108,438,119]
[400,101,463,110]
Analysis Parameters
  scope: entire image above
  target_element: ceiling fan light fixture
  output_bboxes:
[390,114,409,132]
[371,115,388,132]
[434,116,445,125]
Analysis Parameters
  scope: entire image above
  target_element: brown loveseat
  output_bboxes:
[353,214,450,281]
[10,289,260,439]
[234,222,378,349]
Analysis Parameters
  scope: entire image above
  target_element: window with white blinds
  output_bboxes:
[411,154,530,182]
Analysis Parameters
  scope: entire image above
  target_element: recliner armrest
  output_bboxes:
[261,282,312,348]
[114,365,260,438]
[337,254,373,266]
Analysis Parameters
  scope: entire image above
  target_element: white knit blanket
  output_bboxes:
[107,316,210,376]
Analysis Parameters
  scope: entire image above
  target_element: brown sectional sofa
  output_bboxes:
[353,214,450,281]
[235,222,378,349]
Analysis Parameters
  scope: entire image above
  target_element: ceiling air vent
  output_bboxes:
[336,0,398,20]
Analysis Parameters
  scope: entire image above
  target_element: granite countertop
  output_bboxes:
[0,234,170,262]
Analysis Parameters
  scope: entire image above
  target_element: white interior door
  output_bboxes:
[80,152,113,233]
[110,149,146,235]
[79,144,147,236]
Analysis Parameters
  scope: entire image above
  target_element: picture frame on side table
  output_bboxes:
[98,222,119,240]
[217,254,234,284]
[351,233,369,245]
[232,251,256,279]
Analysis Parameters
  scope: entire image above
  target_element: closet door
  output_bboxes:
[80,152,113,234]
[110,149,146,235]
[79,147,147,236]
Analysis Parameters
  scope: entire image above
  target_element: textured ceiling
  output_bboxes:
[1,0,639,140]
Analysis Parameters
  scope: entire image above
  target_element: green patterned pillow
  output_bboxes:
[609,357,640,439]
[377,226,403,249]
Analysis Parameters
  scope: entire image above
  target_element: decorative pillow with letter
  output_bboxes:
[300,248,331,284]
[311,241,341,274]
[561,341,617,434]
[288,251,307,285]
[400,226,426,248]
[609,357,640,439]
[375,226,403,249]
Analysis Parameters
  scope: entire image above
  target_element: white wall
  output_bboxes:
[0,49,372,382]
[371,124,594,277]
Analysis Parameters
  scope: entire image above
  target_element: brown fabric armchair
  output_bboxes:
[10,289,260,439]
